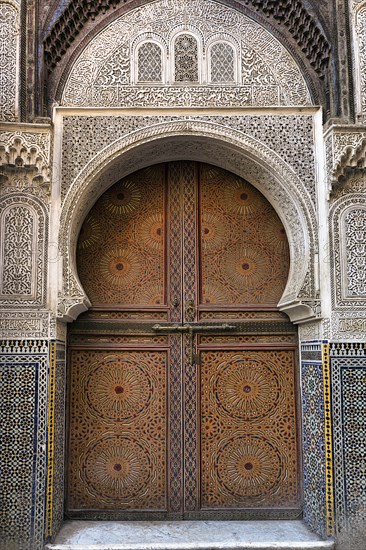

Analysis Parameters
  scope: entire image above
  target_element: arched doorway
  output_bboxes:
[66,161,300,520]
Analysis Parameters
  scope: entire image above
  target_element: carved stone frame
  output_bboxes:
[57,117,318,324]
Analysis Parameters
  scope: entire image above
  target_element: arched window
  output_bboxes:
[137,42,163,82]
[174,34,199,82]
[210,42,235,83]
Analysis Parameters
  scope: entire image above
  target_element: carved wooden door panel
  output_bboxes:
[67,162,300,520]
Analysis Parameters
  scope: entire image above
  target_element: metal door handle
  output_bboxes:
[152,323,236,365]
[152,324,188,332]
[187,323,236,332]
[152,323,236,333]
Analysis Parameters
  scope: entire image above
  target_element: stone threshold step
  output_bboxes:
[46,520,334,550]
[47,544,334,550]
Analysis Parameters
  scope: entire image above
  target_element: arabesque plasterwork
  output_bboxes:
[354,2,366,121]
[62,0,312,108]
[0,1,19,122]
[57,115,319,323]
[330,191,366,310]
[0,193,48,307]
[329,169,366,338]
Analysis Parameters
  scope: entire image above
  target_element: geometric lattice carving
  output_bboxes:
[201,349,299,508]
[77,165,165,307]
[343,208,366,297]
[0,205,35,296]
[210,42,235,83]
[138,42,162,82]
[77,161,290,309]
[174,34,198,82]
[0,2,19,121]
[200,165,290,306]
[67,349,167,512]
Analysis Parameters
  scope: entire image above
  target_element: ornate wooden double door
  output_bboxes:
[67,162,300,519]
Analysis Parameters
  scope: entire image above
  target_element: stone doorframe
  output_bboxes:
[55,115,322,325]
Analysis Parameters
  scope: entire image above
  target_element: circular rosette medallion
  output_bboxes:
[224,179,261,215]
[262,213,289,255]
[215,356,281,420]
[201,283,228,305]
[201,214,225,250]
[103,179,141,215]
[83,434,151,501]
[85,357,152,421]
[225,247,267,288]
[77,214,102,251]
[99,248,140,288]
[139,214,164,251]
[216,435,282,498]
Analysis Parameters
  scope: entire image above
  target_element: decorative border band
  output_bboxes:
[322,342,335,537]
[46,341,57,538]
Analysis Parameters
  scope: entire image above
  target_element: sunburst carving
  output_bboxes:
[103,179,142,215]
[216,435,282,498]
[215,356,281,420]
[99,248,140,286]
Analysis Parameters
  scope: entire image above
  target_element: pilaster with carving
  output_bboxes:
[0,123,55,550]
[0,124,52,338]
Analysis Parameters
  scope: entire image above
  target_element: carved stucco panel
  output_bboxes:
[0,1,19,121]
[0,193,48,307]
[343,208,366,297]
[61,115,316,202]
[323,127,366,191]
[0,311,51,339]
[0,130,52,195]
[57,117,318,322]
[354,3,366,120]
[332,311,366,340]
[0,130,51,163]
[330,193,366,311]
[0,204,37,297]
[62,0,311,108]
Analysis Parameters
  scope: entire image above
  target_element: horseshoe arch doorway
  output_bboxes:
[67,161,301,520]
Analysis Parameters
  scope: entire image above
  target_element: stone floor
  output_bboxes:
[46,520,334,550]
